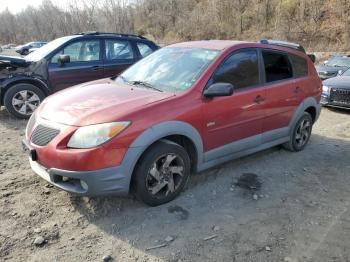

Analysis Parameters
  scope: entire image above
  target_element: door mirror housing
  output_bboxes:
[58,54,70,66]
[203,82,234,98]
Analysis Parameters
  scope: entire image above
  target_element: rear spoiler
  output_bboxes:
[307,54,316,63]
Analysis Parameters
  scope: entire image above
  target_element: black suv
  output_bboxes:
[0,32,159,118]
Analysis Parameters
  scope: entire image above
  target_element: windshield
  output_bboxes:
[342,69,350,76]
[25,36,76,62]
[116,47,220,93]
[327,57,350,67]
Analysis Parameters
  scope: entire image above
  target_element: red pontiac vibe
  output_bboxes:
[23,39,322,206]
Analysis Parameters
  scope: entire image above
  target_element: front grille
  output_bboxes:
[31,124,60,146]
[330,88,350,105]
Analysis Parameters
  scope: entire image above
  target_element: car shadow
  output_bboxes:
[325,106,350,115]
[69,133,350,261]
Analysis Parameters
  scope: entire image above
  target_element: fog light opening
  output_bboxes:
[80,180,88,191]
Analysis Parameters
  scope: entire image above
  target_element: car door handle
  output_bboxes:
[91,66,104,71]
[253,95,265,104]
[294,86,303,94]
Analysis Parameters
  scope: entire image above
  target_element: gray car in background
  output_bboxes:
[15,41,47,56]
[321,68,350,109]
[316,55,350,80]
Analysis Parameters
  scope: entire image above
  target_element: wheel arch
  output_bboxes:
[1,77,49,105]
[123,121,204,192]
[288,97,321,133]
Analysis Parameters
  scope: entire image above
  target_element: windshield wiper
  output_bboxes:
[130,80,163,92]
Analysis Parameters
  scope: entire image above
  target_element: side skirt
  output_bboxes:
[198,131,289,172]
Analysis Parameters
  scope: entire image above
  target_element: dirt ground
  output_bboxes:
[0,106,350,262]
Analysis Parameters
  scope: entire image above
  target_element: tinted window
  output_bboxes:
[105,40,134,60]
[290,54,308,77]
[212,50,260,89]
[262,51,293,82]
[51,40,101,63]
[137,42,153,58]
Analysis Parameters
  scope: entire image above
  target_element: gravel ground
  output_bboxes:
[0,106,350,262]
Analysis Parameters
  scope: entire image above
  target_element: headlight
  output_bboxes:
[338,70,343,76]
[67,121,130,149]
[322,85,330,93]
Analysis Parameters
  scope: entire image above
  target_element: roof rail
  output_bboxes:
[259,39,305,53]
[77,31,146,39]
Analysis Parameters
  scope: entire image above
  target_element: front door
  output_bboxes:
[48,39,104,92]
[202,49,266,161]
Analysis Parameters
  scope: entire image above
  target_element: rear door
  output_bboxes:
[103,38,136,78]
[260,50,303,140]
[202,49,266,159]
[48,39,104,92]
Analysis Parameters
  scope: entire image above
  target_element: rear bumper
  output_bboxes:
[29,158,130,196]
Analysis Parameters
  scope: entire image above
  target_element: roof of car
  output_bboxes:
[167,40,252,50]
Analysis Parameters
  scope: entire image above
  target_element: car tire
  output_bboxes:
[4,83,45,119]
[132,139,191,206]
[283,112,313,152]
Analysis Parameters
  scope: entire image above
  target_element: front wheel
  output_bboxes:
[283,112,313,152]
[132,140,191,206]
[4,83,45,119]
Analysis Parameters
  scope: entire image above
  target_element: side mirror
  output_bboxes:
[203,82,234,98]
[58,54,70,66]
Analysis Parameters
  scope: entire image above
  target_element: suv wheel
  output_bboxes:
[133,140,191,206]
[4,83,45,119]
[283,112,313,152]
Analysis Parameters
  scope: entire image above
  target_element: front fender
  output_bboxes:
[0,75,50,104]
[121,121,204,192]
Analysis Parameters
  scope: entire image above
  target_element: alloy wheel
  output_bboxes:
[146,153,185,198]
[12,90,40,116]
[295,118,311,147]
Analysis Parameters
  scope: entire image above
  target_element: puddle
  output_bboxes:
[168,205,189,220]
[234,173,261,191]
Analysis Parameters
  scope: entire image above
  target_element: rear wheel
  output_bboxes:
[283,112,313,152]
[132,140,191,206]
[4,83,45,119]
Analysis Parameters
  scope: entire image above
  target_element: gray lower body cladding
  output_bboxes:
[28,98,321,196]
[29,158,130,196]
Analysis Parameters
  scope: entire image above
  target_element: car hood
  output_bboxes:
[323,76,350,89]
[316,64,349,73]
[0,55,30,70]
[38,78,175,126]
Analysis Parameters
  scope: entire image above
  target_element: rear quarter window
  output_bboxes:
[290,54,308,77]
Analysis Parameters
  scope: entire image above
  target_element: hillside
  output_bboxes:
[0,0,349,51]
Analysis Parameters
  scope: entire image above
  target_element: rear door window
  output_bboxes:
[105,40,134,60]
[211,49,260,89]
[137,42,153,58]
[262,51,293,82]
[290,54,308,77]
